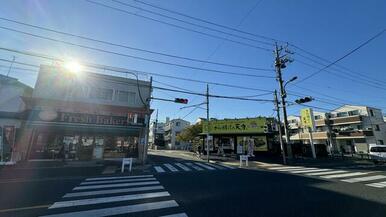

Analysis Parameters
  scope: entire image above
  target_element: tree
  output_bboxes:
[176,123,202,151]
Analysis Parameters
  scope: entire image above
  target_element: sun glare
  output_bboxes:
[64,61,83,74]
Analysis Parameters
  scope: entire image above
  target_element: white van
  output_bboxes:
[368,144,386,163]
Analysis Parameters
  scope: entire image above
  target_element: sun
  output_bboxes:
[64,61,83,74]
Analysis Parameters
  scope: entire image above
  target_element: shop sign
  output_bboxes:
[202,118,267,134]
[300,108,315,130]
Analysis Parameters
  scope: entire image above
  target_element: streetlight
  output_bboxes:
[283,76,298,98]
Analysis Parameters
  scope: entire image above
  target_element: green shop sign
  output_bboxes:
[202,118,267,134]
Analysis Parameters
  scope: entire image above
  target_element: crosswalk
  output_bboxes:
[153,162,234,174]
[260,163,386,189]
[40,174,187,217]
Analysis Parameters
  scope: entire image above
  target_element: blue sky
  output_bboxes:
[0,0,385,123]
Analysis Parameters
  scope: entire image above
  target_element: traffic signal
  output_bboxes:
[174,98,188,104]
[295,96,313,104]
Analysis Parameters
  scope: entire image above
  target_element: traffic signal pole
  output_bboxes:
[206,84,210,163]
[274,90,286,164]
[274,43,293,159]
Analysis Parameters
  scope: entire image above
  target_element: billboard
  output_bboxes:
[300,108,315,130]
[202,118,267,134]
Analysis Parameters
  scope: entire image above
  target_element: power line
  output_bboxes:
[296,28,386,83]
[132,0,278,43]
[0,26,275,79]
[0,17,270,71]
[0,48,274,93]
[85,0,272,52]
[111,0,273,47]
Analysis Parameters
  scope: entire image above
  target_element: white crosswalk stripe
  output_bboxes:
[342,175,386,183]
[85,175,153,181]
[194,162,215,170]
[268,166,304,170]
[73,181,160,190]
[164,163,179,172]
[154,166,166,173]
[366,181,386,188]
[205,163,226,170]
[320,172,369,179]
[217,163,235,169]
[184,162,204,171]
[305,170,347,176]
[80,177,156,185]
[174,163,191,171]
[289,169,331,174]
[277,167,317,172]
[41,175,187,217]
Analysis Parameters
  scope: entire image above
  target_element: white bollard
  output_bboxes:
[239,155,249,167]
[121,158,133,173]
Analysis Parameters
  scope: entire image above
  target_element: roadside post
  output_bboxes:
[121,158,133,173]
[301,108,317,159]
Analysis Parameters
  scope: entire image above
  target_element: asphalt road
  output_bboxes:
[1,152,386,217]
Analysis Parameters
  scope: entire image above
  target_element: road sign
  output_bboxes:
[300,108,315,130]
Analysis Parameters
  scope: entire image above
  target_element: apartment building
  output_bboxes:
[164,118,190,149]
[289,105,386,154]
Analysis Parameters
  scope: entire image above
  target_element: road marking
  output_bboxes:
[277,167,316,172]
[305,170,347,176]
[289,169,331,174]
[49,191,170,209]
[268,166,303,170]
[73,181,160,190]
[154,166,166,173]
[321,172,369,179]
[195,162,215,170]
[174,163,191,171]
[80,177,156,185]
[160,213,188,217]
[256,162,282,167]
[217,164,235,169]
[63,186,165,198]
[206,163,226,170]
[366,181,386,188]
[164,163,179,172]
[85,175,153,181]
[184,162,203,171]
[41,200,179,217]
[0,204,50,213]
[101,166,117,175]
[342,175,386,183]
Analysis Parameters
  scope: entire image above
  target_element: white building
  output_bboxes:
[0,74,33,162]
[148,122,165,147]
[164,117,190,149]
[288,105,386,154]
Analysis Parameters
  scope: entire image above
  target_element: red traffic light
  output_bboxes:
[174,98,188,104]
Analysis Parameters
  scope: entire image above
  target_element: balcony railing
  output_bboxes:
[329,115,362,125]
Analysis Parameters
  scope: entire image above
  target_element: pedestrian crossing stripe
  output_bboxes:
[164,163,179,172]
[174,163,191,171]
[49,191,170,209]
[160,213,189,217]
[194,162,215,170]
[80,177,156,185]
[268,166,304,170]
[320,172,369,179]
[63,185,165,198]
[366,181,386,188]
[205,163,225,170]
[85,175,153,181]
[41,200,179,217]
[277,167,317,172]
[73,181,160,190]
[305,170,347,176]
[154,166,166,173]
[289,169,331,174]
[342,175,386,183]
[184,162,204,171]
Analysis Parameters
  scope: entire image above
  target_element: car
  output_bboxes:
[368,144,386,163]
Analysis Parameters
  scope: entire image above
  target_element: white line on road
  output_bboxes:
[277,167,316,172]
[268,166,304,170]
[41,200,179,217]
[321,172,369,179]
[174,163,191,171]
[366,181,386,188]
[305,170,347,176]
[342,175,386,183]
[217,163,235,169]
[73,181,160,190]
[49,191,170,209]
[160,213,188,217]
[184,162,203,171]
[205,163,225,170]
[164,163,179,172]
[195,162,215,170]
[85,175,153,181]
[63,186,164,198]
[154,166,166,173]
[289,169,331,174]
[80,177,156,185]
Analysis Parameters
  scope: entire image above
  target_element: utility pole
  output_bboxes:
[153,109,158,149]
[6,56,15,77]
[274,43,293,159]
[142,76,152,164]
[206,84,210,163]
[274,90,286,165]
